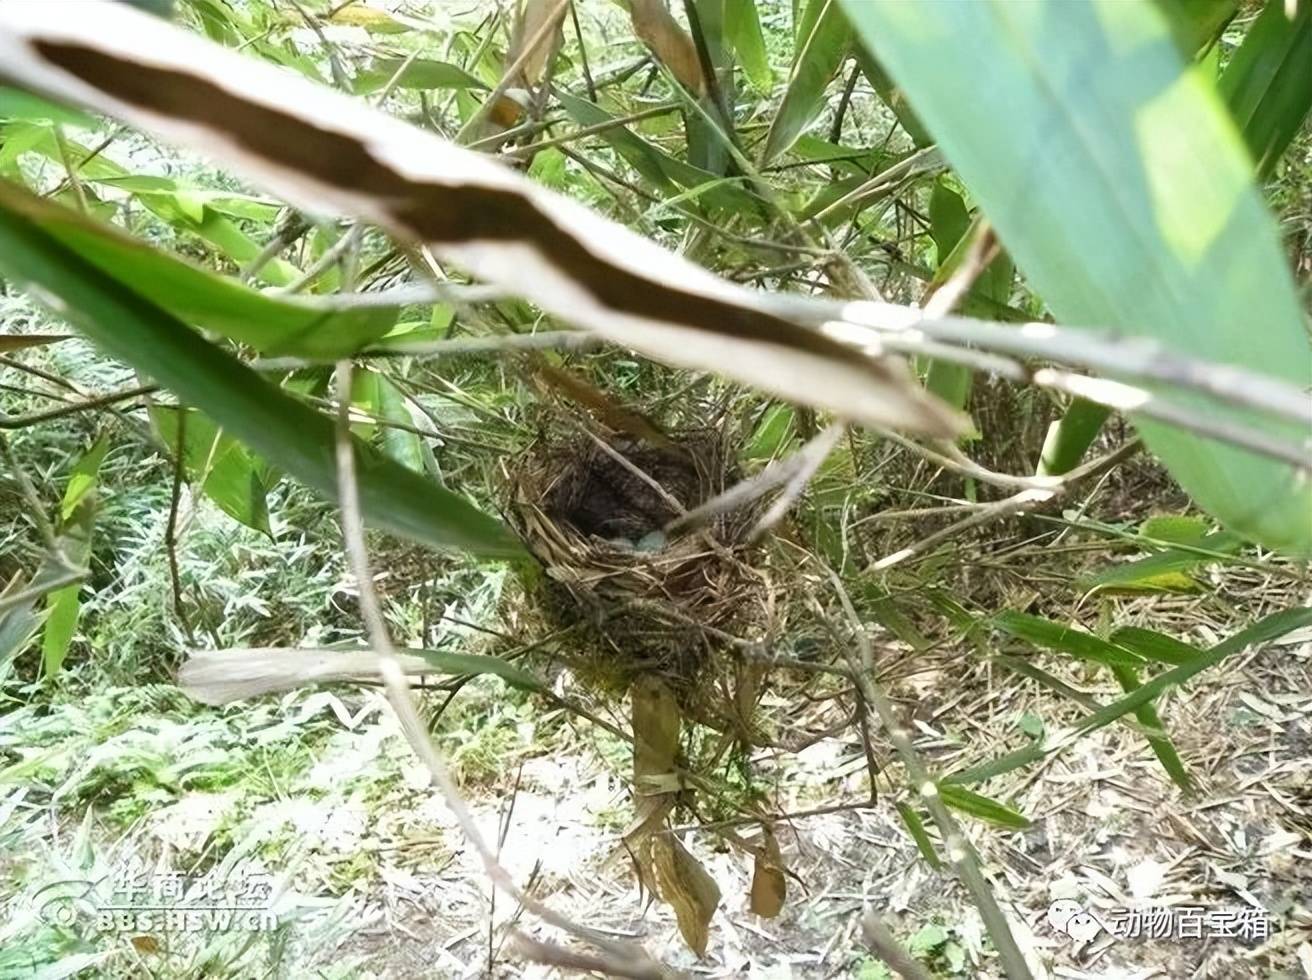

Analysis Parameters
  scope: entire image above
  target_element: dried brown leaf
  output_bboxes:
[651,834,721,955]
[630,0,706,95]
[749,824,787,917]
[506,0,567,87]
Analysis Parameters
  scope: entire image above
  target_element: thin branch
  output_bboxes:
[823,566,1035,980]
[330,361,670,979]
[568,0,595,101]
[273,224,363,295]
[455,0,571,144]
[748,422,846,541]
[805,299,1312,430]
[861,910,932,980]
[165,409,193,644]
[0,384,159,429]
[504,102,679,159]
[868,440,1141,572]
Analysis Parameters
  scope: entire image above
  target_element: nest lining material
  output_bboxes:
[510,428,771,698]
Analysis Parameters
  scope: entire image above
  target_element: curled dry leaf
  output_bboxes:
[651,834,721,956]
[749,824,787,918]
[629,0,706,95]
[0,1,966,437]
[178,647,542,704]
[508,0,567,88]
[494,0,568,126]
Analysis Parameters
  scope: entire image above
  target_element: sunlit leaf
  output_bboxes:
[842,0,1312,553]
[937,783,1030,829]
[725,0,771,92]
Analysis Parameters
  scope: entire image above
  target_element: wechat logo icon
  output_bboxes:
[1047,900,1103,943]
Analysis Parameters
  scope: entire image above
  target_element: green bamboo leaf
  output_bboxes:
[994,611,1144,669]
[1157,0,1238,55]
[60,432,109,522]
[922,181,1013,411]
[352,369,425,473]
[555,92,755,211]
[1219,0,1312,178]
[841,0,1312,554]
[937,783,1031,829]
[0,86,95,127]
[949,605,1312,785]
[42,435,108,678]
[151,406,276,535]
[725,0,772,93]
[352,57,488,95]
[1109,662,1193,792]
[894,802,942,869]
[1108,626,1202,666]
[744,404,797,460]
[761,0,850,163]
[0,185,526,559]
[1081,526,1243,593]
[0,187,395,358]
[139,193,301,286]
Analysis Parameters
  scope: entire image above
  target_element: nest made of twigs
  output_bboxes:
[507,426,772,728]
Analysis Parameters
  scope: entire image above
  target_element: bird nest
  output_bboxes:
[507,427,773,735]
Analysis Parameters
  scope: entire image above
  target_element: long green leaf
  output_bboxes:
[0,185,525,559]
[352,57,487,95]
[0,186,395,358]
[42,434,108,678]
[841,0,1312,554]
[1109,662,1193,792]
[994,611,1144,669]
[151,406,276,535]
[1157,0,1238,56]
[1108,626,1202,666]
[1081,527,1243,593]
[1219,0,1312,178]
[937,783,1030,829]
[948,605,1312,785]
[761,0,850,163]
[352,369,425,473]
[894,801,942,869]
[725,0,771,93]
[923,181,1013,411]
